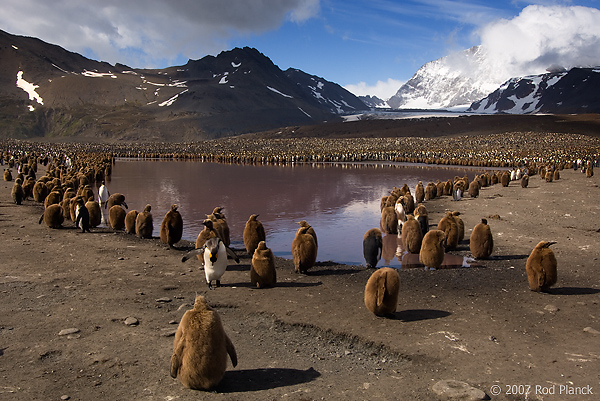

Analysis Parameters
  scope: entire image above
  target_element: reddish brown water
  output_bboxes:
[104,159,486,268]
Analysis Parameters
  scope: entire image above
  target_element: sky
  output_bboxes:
[2,0,600,100]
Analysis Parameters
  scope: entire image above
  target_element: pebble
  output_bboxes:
[161,328,177,337]
[58,328,80,336]
[432,380,489,401]
[124,317,139,326]
[583,327,600,335]
[61,395,70,400]
[544,304,559,313]
[155,297,171,303]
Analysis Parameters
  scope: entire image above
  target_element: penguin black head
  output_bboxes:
[205,237,221,263]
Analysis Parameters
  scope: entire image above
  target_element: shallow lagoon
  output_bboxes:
[106,159,487,267]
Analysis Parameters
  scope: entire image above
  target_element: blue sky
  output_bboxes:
[2,0,600,99]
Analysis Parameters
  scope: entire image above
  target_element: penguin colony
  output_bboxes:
[5,142,591,391]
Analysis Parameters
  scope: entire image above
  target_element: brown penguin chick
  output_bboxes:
[501,171,510,187]
[468,180,480,198]
[106,193,128,210]
[60,198,71,222]
[251,241,276,288]
[79,184,94,202]
[526,241,558,292]
[380,206,399,235]
[196,219,218,249]
[38,204,64,229]
[470,218,494,259]
[292,225,318,273]
[424,182,437,200]
[108,205,127,230]
[125,210,139,234]
[414,181,425,203]
[364,267,400,317]
[437,211,459,250]
[32,180,49,203]
[297,220,318,249]
[243,214,266,255]
[545,169,553,182]
[85,200,102,228]
[553,169,560,181]
[208,207,230,246]
[435,180,444,197]
[22,177,35,200]
[160,204,184,247]
[135,204,153,239]
[11,178,24,205]
[521,174,529,188]
[402,193,415,214]
[44,190,62,208]
[170,295,237,390]
[419,230,446,269]
[586,164,594,178]
[452,211,465,242]
[401,214,423,254]
[444,179,453,196]
[3,168,12,181]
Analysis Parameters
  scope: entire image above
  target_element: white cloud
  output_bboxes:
[0,0,321,68]
[478,5,600,79]
[344,78,404,100]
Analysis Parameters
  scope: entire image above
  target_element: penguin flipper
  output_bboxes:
[181,247,205,262]
[225,246,240,263]
[170,336,185,378]
[225,334,238,367]
[376,274,386,307]
[38,213,44,224]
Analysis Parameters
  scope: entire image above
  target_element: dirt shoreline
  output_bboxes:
[1,164,599,400]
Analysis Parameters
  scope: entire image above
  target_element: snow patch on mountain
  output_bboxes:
[267,86,293,98]
[16,71,43,110]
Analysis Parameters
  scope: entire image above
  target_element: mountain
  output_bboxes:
[0,29,368,140]
[387,46,504,110]
[468,67,600,114]
[284,69,367,114]
[358,95,388,109]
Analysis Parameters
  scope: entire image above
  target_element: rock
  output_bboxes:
[58,328,80,336]
[432,380,489,400]
[155,297,171,303]
[544,304,559,313]
[61,395,70,400]
[124,317,139,326]
[161,328,177,337]
[583,326,600,335]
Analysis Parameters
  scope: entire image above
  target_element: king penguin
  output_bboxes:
[74,196,91,233]
[182,237,239,289]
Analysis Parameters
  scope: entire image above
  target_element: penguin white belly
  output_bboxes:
[204,242,228,283]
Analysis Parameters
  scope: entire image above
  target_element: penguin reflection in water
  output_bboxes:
[182,237,239,289]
